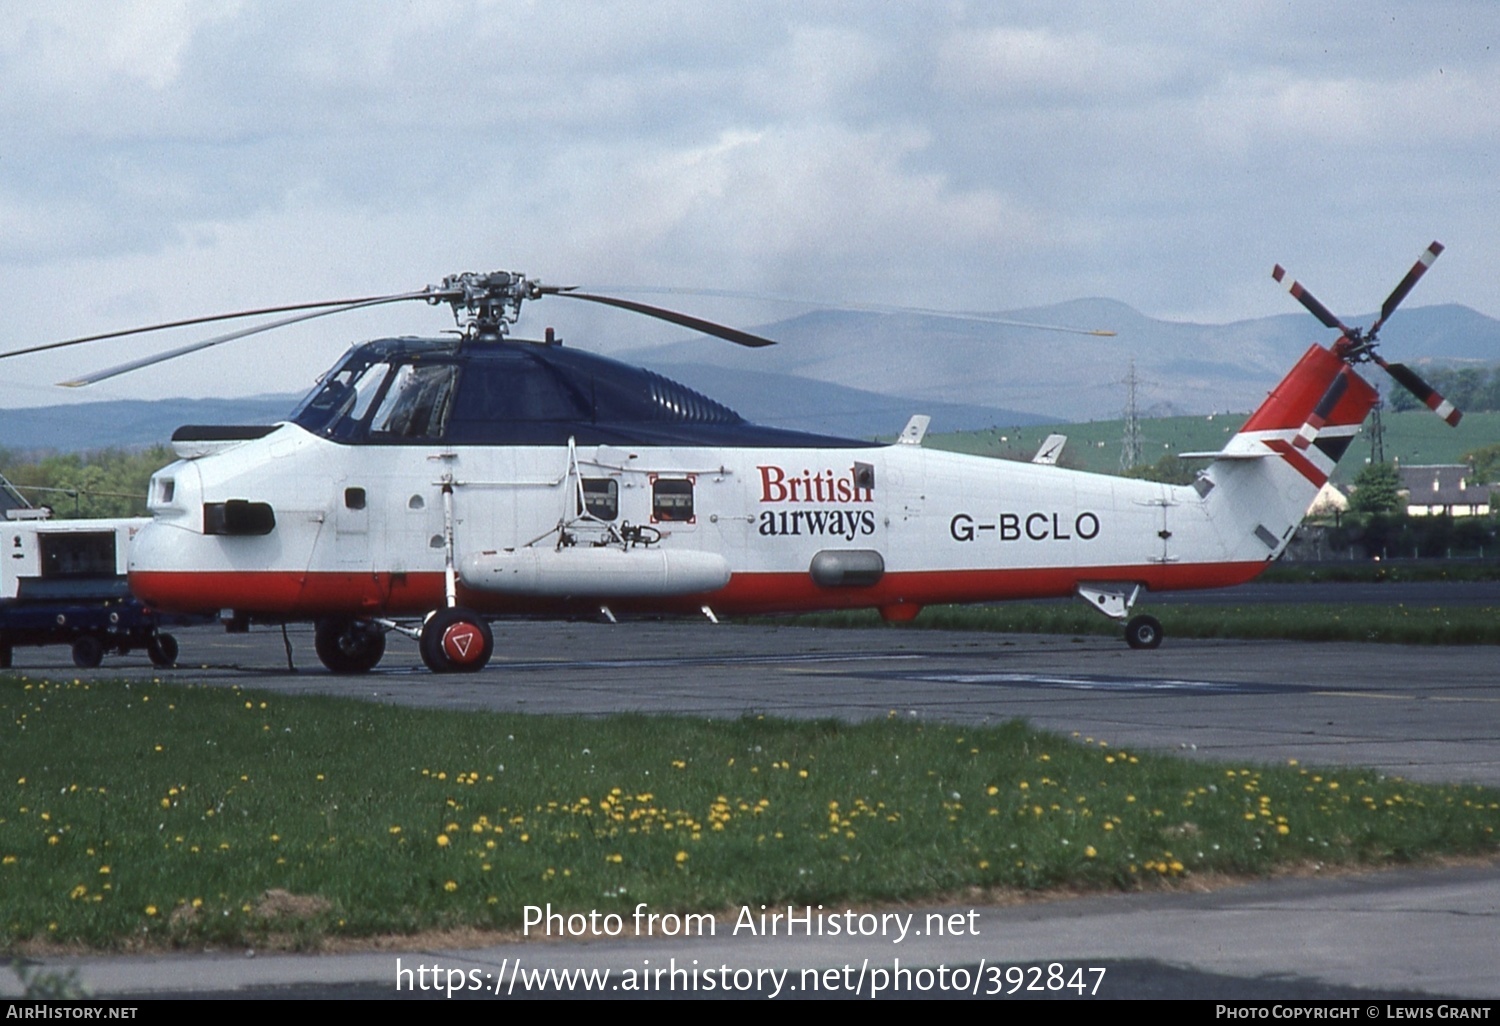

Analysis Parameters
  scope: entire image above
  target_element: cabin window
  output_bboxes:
[344,487,366,510]
[369,363,458,440]
[578,478,619,520]
[651,476,695,523]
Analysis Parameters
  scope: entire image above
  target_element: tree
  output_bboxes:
[1466,443,1500,487]
[1348,462,1403,515]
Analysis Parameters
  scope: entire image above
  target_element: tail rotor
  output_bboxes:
[1273,240,1461,431]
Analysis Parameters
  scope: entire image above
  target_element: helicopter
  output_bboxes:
[0,243,1462,674]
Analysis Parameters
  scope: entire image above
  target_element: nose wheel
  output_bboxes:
[420,608,493,673]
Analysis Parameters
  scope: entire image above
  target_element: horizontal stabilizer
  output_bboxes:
[1178,450,1274,460]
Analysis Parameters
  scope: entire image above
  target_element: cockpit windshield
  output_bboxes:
[289,351,382,434]
[291,350,457,441]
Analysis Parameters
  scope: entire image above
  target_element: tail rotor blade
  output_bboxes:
[1271,265,1352,334]
[1374,354,1462,427]
[1292,368,1351,450]
[1373,240,1443,333]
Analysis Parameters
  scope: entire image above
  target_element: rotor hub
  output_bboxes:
[430,270,545,341]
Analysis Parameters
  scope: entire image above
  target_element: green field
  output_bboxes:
[921,410,1500,483]
[2,675,1496,951]
[771,600,1500,645]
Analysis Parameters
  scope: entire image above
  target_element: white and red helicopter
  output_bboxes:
[1,243,1460,674]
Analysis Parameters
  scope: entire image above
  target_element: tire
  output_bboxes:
[419,608,493,674]
[314,618,387,674]
[147,633,179,668]
[72,635,105,669]
[1124,614,1163,650]
[0,641,12,670]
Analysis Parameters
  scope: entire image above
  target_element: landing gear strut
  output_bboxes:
[1076,582,1164,650]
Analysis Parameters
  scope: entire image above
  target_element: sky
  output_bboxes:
[2,0,1498,408]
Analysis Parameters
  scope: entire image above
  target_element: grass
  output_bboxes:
[769,601,1500,645]
[1260,560,1500,583]
[2,674,1497,951]
[917,409,1500,483]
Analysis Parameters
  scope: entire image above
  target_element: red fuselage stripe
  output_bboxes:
[131,561,1268,619]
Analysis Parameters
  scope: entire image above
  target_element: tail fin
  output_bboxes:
[1183,344,1377,563]
[1196,344,1378,488]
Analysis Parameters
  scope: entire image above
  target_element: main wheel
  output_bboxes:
[0,641,12,670]
[146,633,179,668]
[72,635,105,669]
[314,618,387,674]
[1124,614,1163,650]
[419,608,493,674]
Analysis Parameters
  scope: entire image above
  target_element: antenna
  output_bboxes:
[1120,359,1142,471]
[1369,388,1387,464]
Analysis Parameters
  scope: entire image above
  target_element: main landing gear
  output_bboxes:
[1124,614,1163,650]
[419,607,494,674]
[1076,583,1164,650]
[314,618,387,674]
[311,611,494,674]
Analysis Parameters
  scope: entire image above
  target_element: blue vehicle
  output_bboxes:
[1,488,179,669]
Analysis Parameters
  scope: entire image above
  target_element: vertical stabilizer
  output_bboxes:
[1184,344,1379,562]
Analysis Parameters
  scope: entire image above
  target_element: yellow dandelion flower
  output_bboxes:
[675,850,689,863]
[145,905,158,916]
[444,880,458,892]
[436,834,450,848]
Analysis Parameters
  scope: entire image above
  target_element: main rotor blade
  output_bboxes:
[576,286,1117,336]
[1271,265,1352,334]
[1371,240,1444,334]
[1372,353,1462,427]
[57,292,430,387]
[558,292,778,348]
[0,293,418,364]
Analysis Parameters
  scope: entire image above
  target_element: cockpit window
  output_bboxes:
[368,363,459,440]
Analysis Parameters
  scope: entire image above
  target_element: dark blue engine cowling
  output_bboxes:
[289,337,876,449]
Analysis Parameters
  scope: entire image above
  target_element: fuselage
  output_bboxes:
[128,336,1368,623]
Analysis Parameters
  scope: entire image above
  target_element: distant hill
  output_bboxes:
[630,300,1500,423]
[0,377,1042,454]
[0,396,298,454]
[3,299,1496,451]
